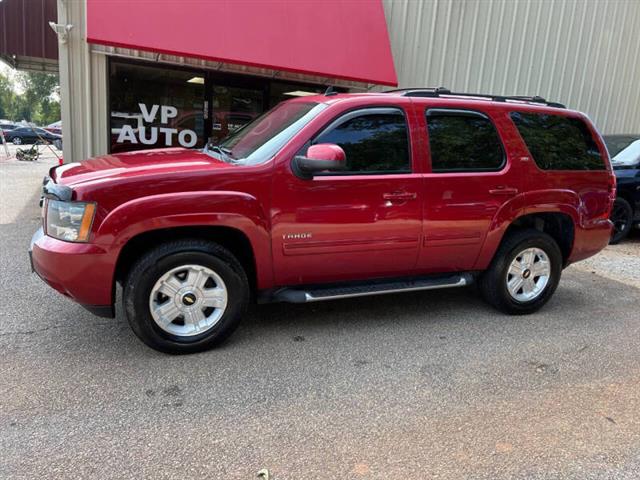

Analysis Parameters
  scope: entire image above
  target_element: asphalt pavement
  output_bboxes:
[1,153,640,480]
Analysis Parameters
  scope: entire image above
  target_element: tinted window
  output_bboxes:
[426,110,504,172]
[315,110,410,173]
[510,112,604,170]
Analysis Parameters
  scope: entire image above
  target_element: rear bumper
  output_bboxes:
[29,227,115,318]
[568,219,612,264]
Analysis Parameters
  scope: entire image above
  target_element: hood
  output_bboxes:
[53,147,233,187]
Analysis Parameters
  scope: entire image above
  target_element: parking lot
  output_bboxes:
[1,153,640,479]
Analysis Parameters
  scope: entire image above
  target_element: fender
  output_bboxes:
[96,190,273,288]
[473,189,581,270]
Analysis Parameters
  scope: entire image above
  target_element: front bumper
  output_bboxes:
[29,227,115,318]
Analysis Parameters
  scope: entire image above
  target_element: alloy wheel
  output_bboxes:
[506,247,551,302]
[149,264,228,337]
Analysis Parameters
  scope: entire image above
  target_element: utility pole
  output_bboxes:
[0,128,10,159]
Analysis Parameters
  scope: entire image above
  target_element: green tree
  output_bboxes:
[0,70,60,125]
[0,73,16,119]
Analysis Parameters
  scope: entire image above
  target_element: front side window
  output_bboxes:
[426,109,504,172]
[510,111,605,170]
[314,108,410,174]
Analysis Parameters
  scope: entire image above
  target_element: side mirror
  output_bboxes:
[293,143,346,178]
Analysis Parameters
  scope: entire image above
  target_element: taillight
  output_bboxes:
[607,173,617,214]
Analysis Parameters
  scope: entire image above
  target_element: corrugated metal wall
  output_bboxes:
[383,0,640,134]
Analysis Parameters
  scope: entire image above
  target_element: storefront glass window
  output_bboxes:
[209,85,263,145]
[109,62,205,153]
[108,59,334,154]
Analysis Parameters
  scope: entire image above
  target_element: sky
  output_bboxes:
[0,60,21,93]
[0,60,13,75]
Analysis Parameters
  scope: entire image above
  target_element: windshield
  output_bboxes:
[612,139,640,168]
[204,101,326,165]
[604,135,639,157]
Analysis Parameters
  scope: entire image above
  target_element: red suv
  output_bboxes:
[30,88,615,353]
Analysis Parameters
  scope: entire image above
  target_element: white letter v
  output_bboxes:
[138,103,159,123]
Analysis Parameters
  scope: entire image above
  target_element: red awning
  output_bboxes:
[86,0,397,86]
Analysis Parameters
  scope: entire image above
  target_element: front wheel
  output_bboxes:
[124,240,249,354]
[12,137,22,145]
[479,229,562,315]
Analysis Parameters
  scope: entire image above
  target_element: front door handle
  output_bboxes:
[488,186,519,196]
[383,191,417,202]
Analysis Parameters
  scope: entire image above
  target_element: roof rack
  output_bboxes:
[384,87,565,109]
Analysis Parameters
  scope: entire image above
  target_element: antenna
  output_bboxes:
[324,86,338,96]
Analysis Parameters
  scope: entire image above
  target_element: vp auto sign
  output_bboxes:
[116,104,198,148]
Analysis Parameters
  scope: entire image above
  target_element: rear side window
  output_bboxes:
[314,109,410,174]
[426,110,505,172]
[510,112,605,170]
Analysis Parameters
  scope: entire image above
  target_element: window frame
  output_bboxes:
[309,106,413,176]
[425,107,507,174]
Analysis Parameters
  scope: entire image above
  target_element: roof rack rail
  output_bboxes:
[384,87,565,109]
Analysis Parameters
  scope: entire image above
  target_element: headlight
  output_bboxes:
[45,200,96,242]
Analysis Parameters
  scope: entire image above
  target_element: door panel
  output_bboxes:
[272,174,422,285]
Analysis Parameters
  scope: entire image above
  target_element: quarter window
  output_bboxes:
[510,112,605,170]
[426,110,504,172]
[314,109,410,173]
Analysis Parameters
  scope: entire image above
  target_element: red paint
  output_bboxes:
[31,93,613,312]
[86,0,398,87]
[306,143,346,163]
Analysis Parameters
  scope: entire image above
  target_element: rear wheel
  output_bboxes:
[479,229,562,315]
[123,240,249,354]
[610,197,633,244]
[12,136,22,145]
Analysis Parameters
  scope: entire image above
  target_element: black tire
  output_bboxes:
[610,197,633,244]
[123,239,249,354]
[12,136,22,145]
[479,229,562,315]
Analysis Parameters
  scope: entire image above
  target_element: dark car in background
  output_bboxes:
[604,135,640,243]
[4,126,62,150]
[0,122,18,132]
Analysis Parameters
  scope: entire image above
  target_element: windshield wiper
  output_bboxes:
[205,144,236,163]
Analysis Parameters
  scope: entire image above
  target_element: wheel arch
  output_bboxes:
[476,211,576,269]
[114,225,260,294]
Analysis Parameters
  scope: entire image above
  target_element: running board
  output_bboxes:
[271,273,474,304]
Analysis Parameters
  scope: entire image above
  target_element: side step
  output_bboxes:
[271,273,474,304]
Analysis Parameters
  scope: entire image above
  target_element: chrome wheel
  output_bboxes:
[149,264,228,337]
[506,247,551,302]
[12,137,22,145]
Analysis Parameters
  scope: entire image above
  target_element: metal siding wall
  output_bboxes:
[383,0,640,134]
[57,0,108,162]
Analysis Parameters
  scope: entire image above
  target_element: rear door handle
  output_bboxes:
[383,191,417,201]
[488,187,519,196]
